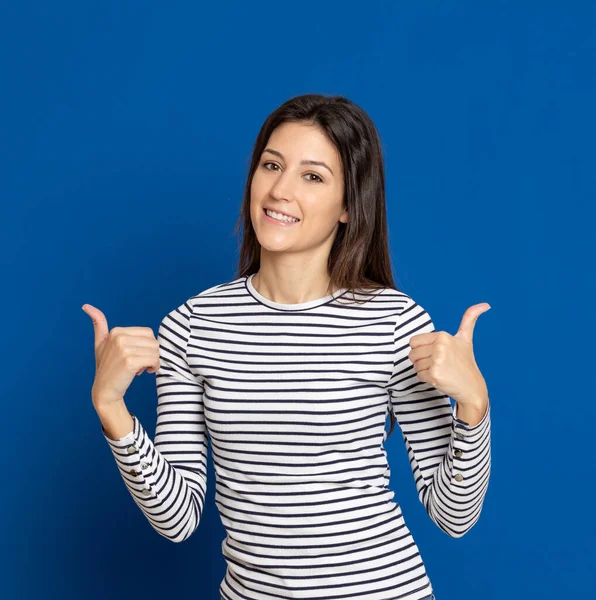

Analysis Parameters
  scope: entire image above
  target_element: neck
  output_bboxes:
[252,271,336,304]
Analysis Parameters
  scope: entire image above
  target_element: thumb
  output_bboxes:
[455,302,491,344]
[81,303,110,351]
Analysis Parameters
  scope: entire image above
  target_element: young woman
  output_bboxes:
[84,93,491,600]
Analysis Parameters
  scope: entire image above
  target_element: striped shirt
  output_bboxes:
[102,273,491,600]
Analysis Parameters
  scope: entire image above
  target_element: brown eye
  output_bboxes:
[262,162,322,183]
[305,173,323,183]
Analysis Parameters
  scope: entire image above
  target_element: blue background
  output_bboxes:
[2,1,594,598]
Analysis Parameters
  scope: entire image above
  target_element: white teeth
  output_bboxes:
[266,209,299,223]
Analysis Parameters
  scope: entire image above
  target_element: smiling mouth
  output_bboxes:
[263,208,301,222]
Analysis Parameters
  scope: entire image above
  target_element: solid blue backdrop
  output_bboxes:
[2,1,594,599]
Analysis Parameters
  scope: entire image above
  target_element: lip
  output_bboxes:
[262,208,300,226]
[263,206,300,220]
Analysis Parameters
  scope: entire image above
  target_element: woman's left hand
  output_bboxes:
[408,303,491,409]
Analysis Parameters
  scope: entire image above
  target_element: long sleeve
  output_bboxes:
[101,299,208,543]
[386,295,491,538]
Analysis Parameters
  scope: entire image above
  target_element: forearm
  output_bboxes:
[101,410,206,542]
[455,394,489,427]
[424,396,492,537]
[95,399,134,440]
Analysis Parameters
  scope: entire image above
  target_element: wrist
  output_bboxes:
[456,395,489,427]
[96,401,134,440]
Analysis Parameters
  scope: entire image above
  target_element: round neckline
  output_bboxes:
[245,273,349,311]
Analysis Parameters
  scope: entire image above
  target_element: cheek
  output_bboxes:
[309,192,340,218]
[250,174,264,201]
[249,179,258,209]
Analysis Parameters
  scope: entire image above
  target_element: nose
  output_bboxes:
[268,169,295,202]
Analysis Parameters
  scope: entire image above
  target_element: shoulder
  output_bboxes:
[372,286,423,315]
[184,275,247,313]
[160,276,247,324]
[371,287,436,334]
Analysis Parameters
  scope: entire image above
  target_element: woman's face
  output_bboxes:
[250,121,347,255]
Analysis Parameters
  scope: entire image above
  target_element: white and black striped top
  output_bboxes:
[103,273,491,600]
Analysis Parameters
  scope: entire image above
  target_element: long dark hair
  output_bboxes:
[233,93,402,439]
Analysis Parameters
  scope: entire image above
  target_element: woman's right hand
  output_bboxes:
[82,303,161,412]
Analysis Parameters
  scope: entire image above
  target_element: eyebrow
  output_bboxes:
[262,148,334,176]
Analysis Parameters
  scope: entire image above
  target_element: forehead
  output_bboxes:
[266,122,340,165]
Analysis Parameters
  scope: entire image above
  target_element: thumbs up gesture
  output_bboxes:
[408,303,491,409]
[82,304,161,412]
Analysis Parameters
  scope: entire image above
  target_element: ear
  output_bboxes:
[340,207,349,224]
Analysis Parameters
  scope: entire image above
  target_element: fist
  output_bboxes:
[82,303,160,411]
